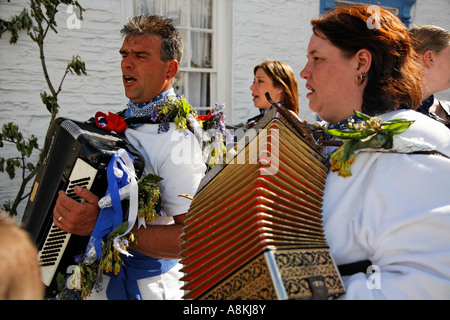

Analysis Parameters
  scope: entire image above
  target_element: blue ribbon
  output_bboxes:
[106,250,179,300]
[89,153,132,259]
[86,151,179,300]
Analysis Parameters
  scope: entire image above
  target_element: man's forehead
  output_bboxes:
[121,34,161,50]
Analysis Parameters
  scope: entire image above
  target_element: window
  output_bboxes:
[132,0,216,114]
[319,0,417,27]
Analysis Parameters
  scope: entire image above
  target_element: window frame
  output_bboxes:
[319,0,416,27]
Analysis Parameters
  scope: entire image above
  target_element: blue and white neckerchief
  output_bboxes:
[325,114,363,131]
[124,88,176,119]
[418,95,450,129]
[418,95,435,116]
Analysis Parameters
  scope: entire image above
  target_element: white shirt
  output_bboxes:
[125,122,206,225]
[323,110,450,299]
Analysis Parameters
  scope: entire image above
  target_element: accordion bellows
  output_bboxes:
[180,108,345,300]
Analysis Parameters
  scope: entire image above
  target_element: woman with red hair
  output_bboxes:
[300,6,450,299]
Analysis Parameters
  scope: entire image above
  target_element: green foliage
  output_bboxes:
[326,110,415,178]
[0,123,39,180]
[0,0,86,216]
[68,55,87,76]
[0,8,33,44]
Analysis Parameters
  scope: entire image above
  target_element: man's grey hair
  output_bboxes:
[121,14,184,63]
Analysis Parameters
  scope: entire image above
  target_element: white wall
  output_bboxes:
[0,0,127,218]
[1,0,449,219]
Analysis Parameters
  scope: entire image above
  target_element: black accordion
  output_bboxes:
[21,118,144,295]
[180,107,345,300]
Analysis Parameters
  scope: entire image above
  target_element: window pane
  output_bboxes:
[190,0,212,29]
[190,31,212,68]
[134,0,164,15]
[189,72,210,112]
[173,72,210,113]
[178,29,189,68]
[165,0,186,26]
[173,72,185,95]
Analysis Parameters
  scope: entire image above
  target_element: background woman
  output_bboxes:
[241,60,299,128]
[409,25,450,128]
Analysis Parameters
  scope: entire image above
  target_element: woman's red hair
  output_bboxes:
[311,6,423,115]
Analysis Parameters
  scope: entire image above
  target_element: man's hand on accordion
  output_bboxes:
[53,186,100,236]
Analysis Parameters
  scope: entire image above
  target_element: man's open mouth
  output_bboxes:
[124,75,137,83]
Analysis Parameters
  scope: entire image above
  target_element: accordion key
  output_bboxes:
[21,117,144,293]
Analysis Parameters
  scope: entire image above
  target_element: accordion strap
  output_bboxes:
[338,260,372,276]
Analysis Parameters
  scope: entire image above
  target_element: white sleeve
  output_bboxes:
[323,152,450,300]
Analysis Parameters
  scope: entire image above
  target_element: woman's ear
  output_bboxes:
[422,50,434,69]
[356,48,372,74]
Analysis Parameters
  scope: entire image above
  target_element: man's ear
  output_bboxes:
[422,50,434,69]
[355,48,372,74]
[166,59,179,80]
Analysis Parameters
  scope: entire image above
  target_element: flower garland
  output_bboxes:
[156,94,197,134]
[326,110,415,177]
[56,174,163,300]
[141,95,234,168]
[195,103,234,169]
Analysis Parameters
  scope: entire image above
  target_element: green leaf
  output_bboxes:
[353,110,372,121]
[138,173,164,185]
[6,159,16,179]
[357,133,391,150]
[68,55,87,76]
[326,128,375,140]
[40,91,59,114]
[107,222,129,239]
[381,121,414,135]
[182,95,190,114]
[56,272,66,292]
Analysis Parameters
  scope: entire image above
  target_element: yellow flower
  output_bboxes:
[326,110,414,178]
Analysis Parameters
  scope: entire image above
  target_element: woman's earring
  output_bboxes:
[356,73,367,86]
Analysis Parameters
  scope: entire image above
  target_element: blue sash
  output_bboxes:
[106,251,178,300]
[90,153,130,259]
[88,151,178,300]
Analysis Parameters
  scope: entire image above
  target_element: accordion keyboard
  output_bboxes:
[39,158,98,286]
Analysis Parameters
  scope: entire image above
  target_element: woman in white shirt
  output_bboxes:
[300,6,450,299]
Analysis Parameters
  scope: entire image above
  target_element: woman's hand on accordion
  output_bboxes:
[53,186,100,236]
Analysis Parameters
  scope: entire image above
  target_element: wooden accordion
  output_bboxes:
[21,118,144,294]
[180,107,345,300]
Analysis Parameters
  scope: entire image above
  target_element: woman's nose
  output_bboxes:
[300,63,310,79]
